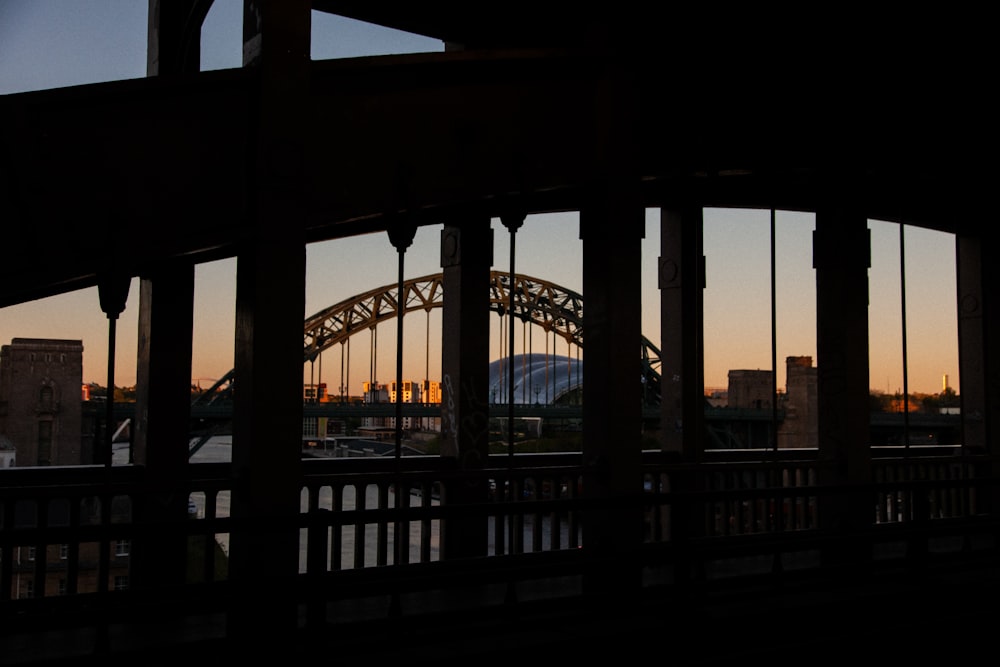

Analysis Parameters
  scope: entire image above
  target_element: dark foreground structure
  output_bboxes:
[1,3,998,665]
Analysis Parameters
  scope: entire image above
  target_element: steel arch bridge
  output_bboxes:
[194,271,662,405]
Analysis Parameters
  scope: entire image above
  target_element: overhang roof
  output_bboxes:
[0,4,994,306]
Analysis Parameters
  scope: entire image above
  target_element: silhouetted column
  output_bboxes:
[956,234,987,454]
[659,203,705,587]
[814,201,872,569]
[659,205,705,459]
[581,185,644,597]
[956,232,1000,516]
[131,263,194,590]
[129,0,202,596]
[96,272,131,467]
[228,0,310,643]
[146,0,205,77]
[440,217,493,559]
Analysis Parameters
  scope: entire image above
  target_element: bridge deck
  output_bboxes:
[7,556,997,665]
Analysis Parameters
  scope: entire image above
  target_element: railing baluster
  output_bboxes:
[330,483,342,571]
[376,483,388,567]
[420,480,432,563]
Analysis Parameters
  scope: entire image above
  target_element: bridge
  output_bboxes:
[1,3,996,666]
[193,270,663,408]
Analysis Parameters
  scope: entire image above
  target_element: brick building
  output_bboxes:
[0,338,85,467]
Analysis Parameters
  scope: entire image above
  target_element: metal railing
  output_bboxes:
[2,445,998,653]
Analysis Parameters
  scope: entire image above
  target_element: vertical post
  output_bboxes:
[814,194,872,572]
[659,202,705,586]
[502,209,525,562]
[131,264,195,591]
[139,0,207,594]
[388,216,417,576]
[388,217,417,461]
[580,186,644,598]
[501,211,524,455]
[440,217,493,559]
[97,273,131,466]
[228,0,310,644]
[899,222,911,454]
[956,232,999,522]
[956,234,987,454]
[770,209,779,451]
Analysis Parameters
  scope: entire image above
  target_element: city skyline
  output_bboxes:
[0,1,959,396]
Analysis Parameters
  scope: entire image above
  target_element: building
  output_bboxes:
[778,356,820,449]
[0,339,132,602]
[303,382,327,402]
[0,338,85,467]
[726,369,774,410]
[389,380,420,430]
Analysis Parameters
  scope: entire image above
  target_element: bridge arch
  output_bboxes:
[196,271,662,404]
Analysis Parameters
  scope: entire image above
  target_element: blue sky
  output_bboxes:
[0,1,959,395]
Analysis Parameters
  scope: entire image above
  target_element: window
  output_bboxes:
[40,385,54,409]
[26,546,36,561]
[115,539,130,557]
[113,575,129,591]
[21,579,34,599]
[58,579,67,596]
[59,544,68,560]
[37,420,52,466]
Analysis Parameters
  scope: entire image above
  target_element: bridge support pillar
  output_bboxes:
[658,203,705,587]
[227,0,309,648]
[814,197,872,571]
[580,182,645,598]
[131,263,195,592]
[440,216,493,559]
[956,232,1000,511]
[119,0,205,625]
[659,204,705,460]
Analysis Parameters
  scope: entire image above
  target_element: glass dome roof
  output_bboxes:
[487,353,582,405]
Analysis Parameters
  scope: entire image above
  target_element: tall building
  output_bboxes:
[0,338,84,467]
[303,382,327,402]
[388,380,419,404]
[727,369,774,410]
[778,356,819,449]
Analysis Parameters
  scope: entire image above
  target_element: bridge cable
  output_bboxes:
[425,308,431,426]
[522,319,528,404]
[370,326,377,397]
[545,331,555,405]
[529,320,534,403]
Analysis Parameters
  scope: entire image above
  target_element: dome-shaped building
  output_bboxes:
[488,353,582,405]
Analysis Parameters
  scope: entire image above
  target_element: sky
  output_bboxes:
[0,1,959,396]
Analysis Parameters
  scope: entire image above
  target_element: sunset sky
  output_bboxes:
[0,1,959,396]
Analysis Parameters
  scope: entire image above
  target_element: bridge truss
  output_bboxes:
[193,271,662,407]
